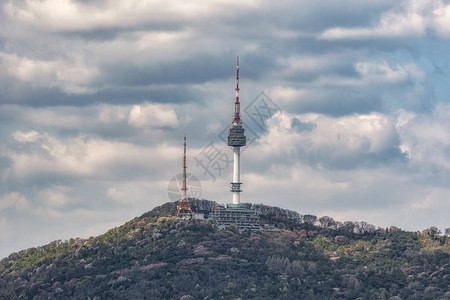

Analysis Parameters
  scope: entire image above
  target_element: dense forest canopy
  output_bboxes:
[1,199,449,299]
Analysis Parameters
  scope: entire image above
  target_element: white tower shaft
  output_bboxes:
[232,147,240,204]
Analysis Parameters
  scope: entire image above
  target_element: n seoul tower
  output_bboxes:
[227,57,247,205]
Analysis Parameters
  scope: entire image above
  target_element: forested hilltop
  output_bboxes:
[1,199,449,299]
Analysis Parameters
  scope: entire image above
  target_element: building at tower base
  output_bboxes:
[212,203,260,230]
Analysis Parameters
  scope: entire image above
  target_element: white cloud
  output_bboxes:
[277,54,349,73]
[269,86,310,104]
[320,11,425,40]
[398,103,450,170]
[128,103,178,128]
[7,130,180,182]
[0,192,27,212]
[253,107,450,179]
[12,130,41,143]
[314,60,425,88]
[0,52,99,94]
[319,0,450,40]
[268,59,425,114]
[37,186,74,208]
[3,0,260,32]
[355,60,424,84]
[255,111,398,164]
[106,181,157,205]
[98,105,130,123]
[433,3,450,37]
[1,104,178,135]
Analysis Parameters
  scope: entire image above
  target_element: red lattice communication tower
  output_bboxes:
[177,134,193,217]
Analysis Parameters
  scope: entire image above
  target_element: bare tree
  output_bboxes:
[426,227,441,235]
[303,214,317,226]
[340,221,355,234]
[319,216,336,229]
[354,221,376,234]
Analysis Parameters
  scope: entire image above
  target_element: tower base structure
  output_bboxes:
[177,199,193,219]
[212,203,260,230]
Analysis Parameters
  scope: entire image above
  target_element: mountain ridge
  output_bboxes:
[1,199,449,299]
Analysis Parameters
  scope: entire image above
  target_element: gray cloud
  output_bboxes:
[291,118,316,132]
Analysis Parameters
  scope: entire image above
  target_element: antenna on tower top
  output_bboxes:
[233,56,241,125]
[182,133,187,194]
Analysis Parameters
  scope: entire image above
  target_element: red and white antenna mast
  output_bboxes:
[233,56,241,125]
[177,133,192,217]
[182,133,187,199]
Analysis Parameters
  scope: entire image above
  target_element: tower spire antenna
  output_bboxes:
[233,56,241,125]
[228,56,247,205]
[182,133,187,195]
[177,133,193,218]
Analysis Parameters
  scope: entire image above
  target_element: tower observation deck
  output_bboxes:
[227,57,246,205]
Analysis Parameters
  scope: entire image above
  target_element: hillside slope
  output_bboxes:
[0,199,449,299]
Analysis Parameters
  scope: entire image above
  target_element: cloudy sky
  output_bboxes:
[1,0,450,258]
